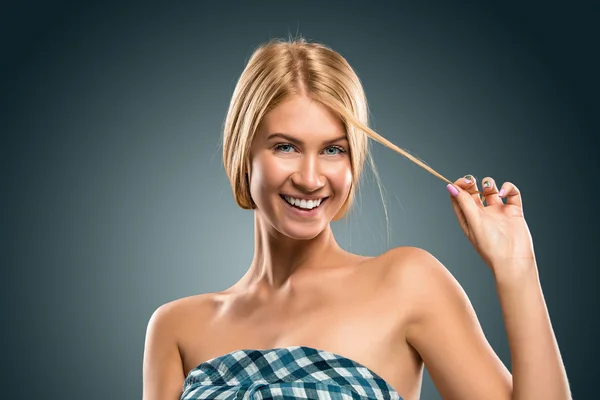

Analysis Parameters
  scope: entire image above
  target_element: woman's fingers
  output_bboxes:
[498,181,523,209]
[481,177,503,206]
[453,175,523,210]
[454,175,484,208]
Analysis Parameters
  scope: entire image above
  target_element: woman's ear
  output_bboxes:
[244,161,256,209]
[245,159,252,181]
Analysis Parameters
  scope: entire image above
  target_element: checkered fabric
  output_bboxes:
[181,345,404,399]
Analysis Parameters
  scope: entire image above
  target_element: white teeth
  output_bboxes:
[284,196,323,210]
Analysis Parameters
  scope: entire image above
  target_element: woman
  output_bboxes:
[143,38,570,400]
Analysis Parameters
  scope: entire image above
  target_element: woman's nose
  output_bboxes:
[291,156,325,192]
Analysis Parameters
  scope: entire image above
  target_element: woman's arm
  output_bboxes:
[494,261,571,400]
[403,174,571,399]
[400,248,570,400]
[143,303,185,400]
[401,249,513,400]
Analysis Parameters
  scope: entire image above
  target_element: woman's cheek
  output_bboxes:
[269,159,295,182]
[330,163,353,193]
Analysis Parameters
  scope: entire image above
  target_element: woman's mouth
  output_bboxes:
[280,195,328,215]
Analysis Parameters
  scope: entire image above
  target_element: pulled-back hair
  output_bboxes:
[223,37,452,220]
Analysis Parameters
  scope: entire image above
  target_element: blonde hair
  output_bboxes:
[223,37,454,220]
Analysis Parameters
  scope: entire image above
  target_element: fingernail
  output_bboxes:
[483,180,491,189]
[498,188,505,197]
[446,184,459,197]
[463,175,473,183]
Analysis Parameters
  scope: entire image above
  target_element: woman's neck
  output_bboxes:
[234,212,346,292]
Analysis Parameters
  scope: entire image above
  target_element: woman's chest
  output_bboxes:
[179,284,423,398]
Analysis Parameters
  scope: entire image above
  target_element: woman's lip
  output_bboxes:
[280,194,329,201]
[280,195,328,216]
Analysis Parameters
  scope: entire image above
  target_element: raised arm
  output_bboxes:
[437,175,571,399]
[143,303,185,400]
[400,248,513,400]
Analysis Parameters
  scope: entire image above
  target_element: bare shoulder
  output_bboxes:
[148,292,219,329]
[375,246,461,293]
[375,245,445,270]
[368,246,455,289]
[376,246,513,399]
[144,292,223,357]
[366,245,472,328]
[142,293,221,400]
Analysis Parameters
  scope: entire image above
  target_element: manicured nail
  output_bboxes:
[447,184,459,197]
[498,188,505,197]
[463,175,473,183]
[483,180,491,189]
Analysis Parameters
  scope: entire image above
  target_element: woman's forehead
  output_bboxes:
[257,97,346,142]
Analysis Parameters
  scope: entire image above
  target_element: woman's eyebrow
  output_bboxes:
[266,132,348,145]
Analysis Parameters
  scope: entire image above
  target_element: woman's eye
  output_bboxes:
[323,146,345,156]
[274,144,295,153]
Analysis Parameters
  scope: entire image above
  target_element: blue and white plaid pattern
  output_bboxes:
[181,345,404,399]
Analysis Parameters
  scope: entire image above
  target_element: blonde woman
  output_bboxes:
[143,38,570,400]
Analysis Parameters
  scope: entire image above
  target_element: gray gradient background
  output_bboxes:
[2,1,598,399]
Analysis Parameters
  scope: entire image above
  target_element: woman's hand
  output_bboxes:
[446,175,537,280]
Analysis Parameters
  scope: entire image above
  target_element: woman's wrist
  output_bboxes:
[491,257,539,289]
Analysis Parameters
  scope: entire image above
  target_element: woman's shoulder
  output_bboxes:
[147,292,226,335]
[363,245,446,276]
[365,246,462,304]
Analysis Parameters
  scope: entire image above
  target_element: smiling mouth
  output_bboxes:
[280,195,328,211]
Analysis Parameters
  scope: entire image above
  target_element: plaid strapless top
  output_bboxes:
[181,345,404,399]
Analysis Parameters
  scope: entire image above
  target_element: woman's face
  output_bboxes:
[248,95,353,240]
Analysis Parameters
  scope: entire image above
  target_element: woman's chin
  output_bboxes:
[277,223,326,241]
